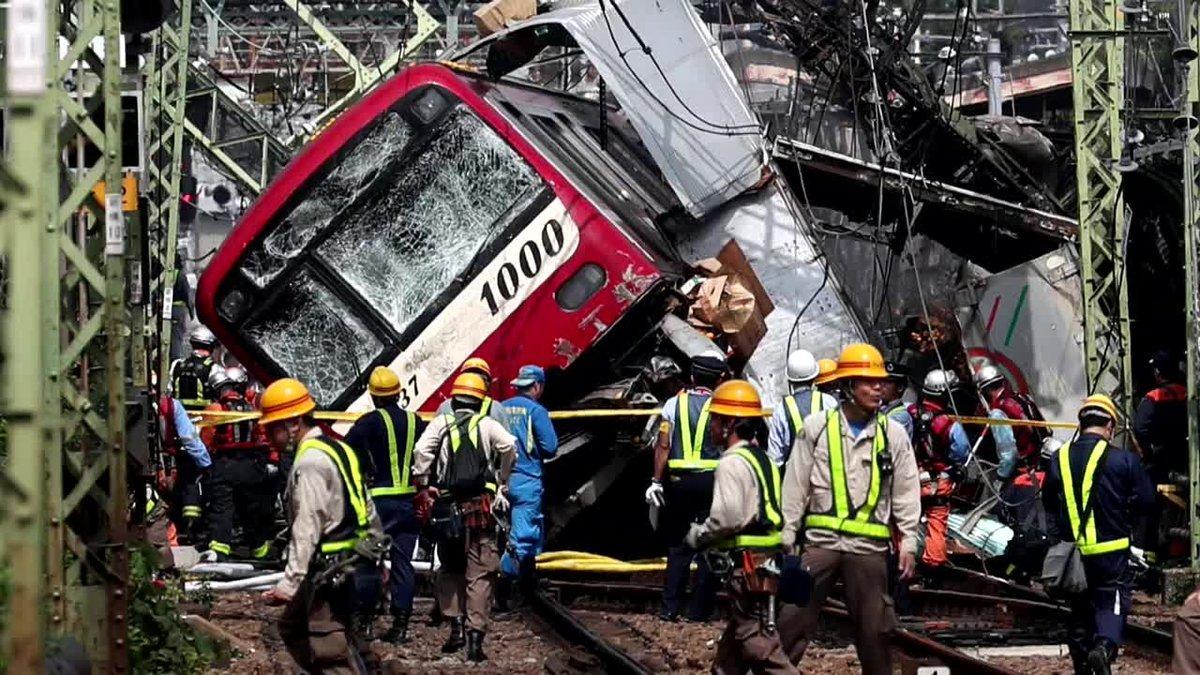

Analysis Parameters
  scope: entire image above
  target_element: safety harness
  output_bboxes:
[667,391,719,471]
[1059,440,1128,556]
[716,443,783,550]
[368,407,418,498]
[296,436,371,554]
[804,410,891,540]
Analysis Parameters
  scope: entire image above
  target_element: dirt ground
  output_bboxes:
[202,591,1174,674]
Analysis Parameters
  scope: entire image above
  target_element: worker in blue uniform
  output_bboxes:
[644,353,727,621]
[345,366,426,643]
[1043,394,1155,675]
[1133,349,1187,482]
[499,365,558,591]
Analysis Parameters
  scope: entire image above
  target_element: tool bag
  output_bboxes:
[426,498,464,543]
[1041,447,1108,595]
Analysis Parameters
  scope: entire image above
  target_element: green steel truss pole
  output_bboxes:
[144,0,195,389]
[1069,0,1134,407]
[1182,0,1200,571]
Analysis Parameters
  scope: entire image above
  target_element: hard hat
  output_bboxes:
[189,325,217,349]
[450,372,488,401]
[207,365,232,392]
[368,366,402,397]
[922,369,960,396]
[786,350,820,383]
[226,366,248,386]
[461,357,492,378]
[1040,436,1064,460]
[814,358,839,385]
[708,379,765,417]
[1079,394,1119,421]
[884,360,910,382]
[834,343,889,380]
[259,378,316,426]
[974,364,1005,390]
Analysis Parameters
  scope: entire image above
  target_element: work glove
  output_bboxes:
[644,479,665,507]
[493,486,510,514]
[684,522,706,550]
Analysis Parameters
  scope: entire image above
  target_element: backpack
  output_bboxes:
[1010,392,1052,442]
[436,413,493,498]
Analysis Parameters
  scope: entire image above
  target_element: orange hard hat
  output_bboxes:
[833,343,888,380]
[708,379,765,417]
[461,357,492,378]
[451,372,488,401]
[259,378,316,426]
[1080,394,1119,421]
[367,366,401,397]
[814,358,839,385]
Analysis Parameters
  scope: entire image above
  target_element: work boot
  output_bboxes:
[1087,640,1115,675]
[382,611,410,644]
[441,617,465,653]
[466,629,487,662]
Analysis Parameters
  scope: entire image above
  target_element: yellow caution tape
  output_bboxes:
[949,415,1079,430]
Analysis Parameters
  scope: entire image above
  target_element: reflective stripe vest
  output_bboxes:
[296,436,371,554]
[480,396,494,417]
[1059,440,1129,556]
[173,354,213,409]
[210,395,260,451]
[667,391,720,471]
[783,388,826,441]
[368,408,418,498]
[804,409,892,540]
[715,443,783,550]
[443,413,498,494]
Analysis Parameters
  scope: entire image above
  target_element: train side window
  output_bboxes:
[555,263,607,311]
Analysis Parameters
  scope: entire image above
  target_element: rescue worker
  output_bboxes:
[814,358,839,396]
[908,369,971,577]
[767,349,837,467]
[170,326,219,409]
[683,380,796,674]
[644,354,727,622]
[202,367,275,561]
[157,395,212,542]
[1043,394,1154,675]
[344,366,426,643]
[976,364,1048,477]
[499,365,558,591]
[1175,583,1200,675]
[413,372,517,662]
[259,378,385,675]
[779,343,921,675]
[436,357,504,422]
[880,360,913,439]
[1133,349,1187,481]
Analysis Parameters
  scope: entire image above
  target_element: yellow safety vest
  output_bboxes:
[443,413,497,494]
[804,410,891,540]
[296,436,371,554]
[1059,440,1129,556]
[667,392,720,471]
[369,408,418,498]
[716,443,783,550]
[783,389,825,439]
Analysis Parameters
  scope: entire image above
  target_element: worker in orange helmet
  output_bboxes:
[813,358,840,397]
[258,378,384,675]
[436,357,501,418]
[683,379,795,674]
[412,371,517,663]
[778,343,922,675]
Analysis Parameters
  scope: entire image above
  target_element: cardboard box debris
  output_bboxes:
[473,0,536,37]
[686,240,774,361]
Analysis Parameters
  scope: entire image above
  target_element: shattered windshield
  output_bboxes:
[241,270,382,405]
[316,107,543,331]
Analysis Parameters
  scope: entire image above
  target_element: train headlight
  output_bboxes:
[411,87,448,125]
[219,289,247,323]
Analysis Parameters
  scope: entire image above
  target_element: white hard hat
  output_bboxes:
[189,325,218,349]
[974,364,1005,390]
[207,364,232,391]
[786,349,820,383]
[226,366,248,386]
[922,369,960,396]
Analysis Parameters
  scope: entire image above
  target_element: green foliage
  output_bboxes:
[128,546,223,674]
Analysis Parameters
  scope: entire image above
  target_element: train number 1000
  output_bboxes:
[479,219,566,316]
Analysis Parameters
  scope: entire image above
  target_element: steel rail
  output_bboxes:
[529,589,651,675]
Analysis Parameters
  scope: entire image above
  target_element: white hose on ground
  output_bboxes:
[186,572,284,593]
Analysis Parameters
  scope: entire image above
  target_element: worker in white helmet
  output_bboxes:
[766,350,837,468]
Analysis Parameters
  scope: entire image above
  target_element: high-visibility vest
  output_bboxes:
[296,436,371,554]
[443,413,497,494]
[715,443,783,550]
[368,407,418,498]
[480,396,494,417]
[804,409,891,540]
[173,354,213,409]
[1059,440,1128,556]
[783,388,826,440]
[667,391,720,472]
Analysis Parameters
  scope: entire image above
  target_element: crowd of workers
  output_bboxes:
[157,324,1200,675]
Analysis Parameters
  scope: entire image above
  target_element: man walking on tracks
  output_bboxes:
[684,379,796,674]
[779,343,921,675]
[413,372,516,662]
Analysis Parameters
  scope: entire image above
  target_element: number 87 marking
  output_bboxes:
[398,373,419,409]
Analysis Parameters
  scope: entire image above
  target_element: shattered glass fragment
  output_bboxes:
[317,106,543,334]
[240,270,382,405]
[241,112,413,286]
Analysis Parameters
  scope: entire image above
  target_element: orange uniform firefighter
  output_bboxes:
[908,369,971,577]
